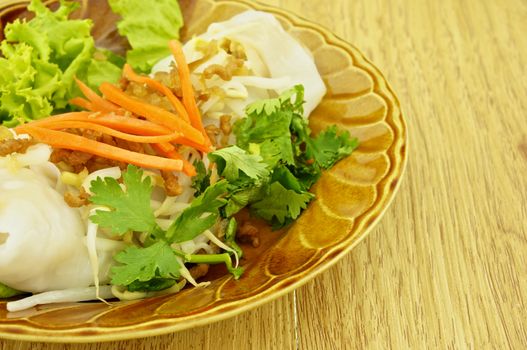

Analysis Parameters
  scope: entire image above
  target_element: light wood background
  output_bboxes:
[2,0,527,348]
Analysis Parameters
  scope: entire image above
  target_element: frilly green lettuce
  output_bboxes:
[109,0,184,73]
[0,0,122,126]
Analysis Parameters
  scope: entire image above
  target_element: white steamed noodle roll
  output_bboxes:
[231,76,291,91]
[0,167,108,293]
[29,162,64,192]
[151,10,326,118]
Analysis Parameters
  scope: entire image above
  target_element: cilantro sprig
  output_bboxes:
[252,182,314,228]
[89,84,358,293]
[111,241,181,287]
[229,85,358,227]
[90,165,162,236]
[89,166,242,291]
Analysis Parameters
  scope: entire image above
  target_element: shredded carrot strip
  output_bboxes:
[86,115,173,136]
[122,64,191,124]
[39,120,182,144]
[153,142,176,153]
[152,143,196,176]
[166,151,197,177]
[29,113,173,136]
[70,97,94,111]
[75,78,121,113]
[20,112,92,127]
[16,125,184,172]
[168,40,211,147]
[99,82,208,149]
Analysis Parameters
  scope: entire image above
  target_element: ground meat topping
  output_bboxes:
[0,138,35,156]
[237,221,261,248]
[205,124,221,147]
[64,187,90,208]
[202,56,245,81]
[189,264,210,280]
[219,114,232,135]
[161,170,183,196]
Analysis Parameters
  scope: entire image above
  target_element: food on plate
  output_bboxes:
[0,0,359,312]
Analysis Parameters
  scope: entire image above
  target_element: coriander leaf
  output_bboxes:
[208,145,269,182]
[166,180,229,243]
[111,241,180,287]
[90,165,157,235]
[307,126,359,168]
[224,184,268,217]
[258,136,295,167]
[271,165,306,192]
[234,108,292,149]
[191,160,210,196]
[245,84,304,117]
[251,182,314,228]
[246,96,281,116]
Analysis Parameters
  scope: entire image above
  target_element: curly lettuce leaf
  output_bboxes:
[109,0,184,73]
[0,0,121,126]
[0,43,58,125]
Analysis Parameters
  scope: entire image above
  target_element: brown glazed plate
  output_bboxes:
[0,0,407,342]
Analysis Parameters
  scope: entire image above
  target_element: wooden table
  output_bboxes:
[1,0,526,348]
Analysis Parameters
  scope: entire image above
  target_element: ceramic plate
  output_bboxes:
[0,0,407,342]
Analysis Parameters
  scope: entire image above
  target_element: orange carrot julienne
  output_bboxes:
[166,151,196,176]
[28,113,173,136]
[86,115,173,136]
[75,78,121,113]
[153,142,176,154]
[99,82,208,148]
[17,125,184,172]
[152,143,196,176]
[168,40,211,148]
[39,120,182,144]
[17,112,92,130]
[69,97,94,111]
[123,64,191,124]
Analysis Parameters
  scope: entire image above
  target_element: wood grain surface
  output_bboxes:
[1,0,526,348]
